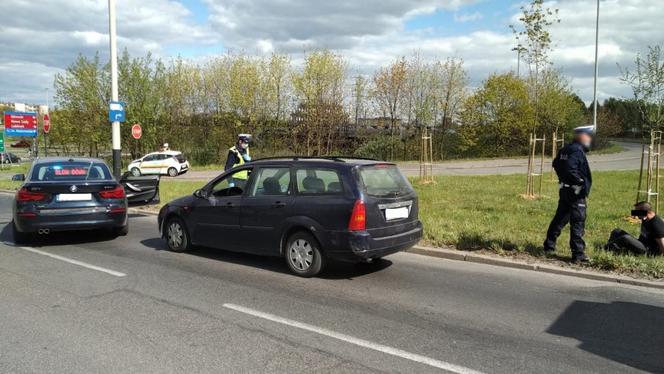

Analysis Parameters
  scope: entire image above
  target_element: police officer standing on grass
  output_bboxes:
[543,125,595,263]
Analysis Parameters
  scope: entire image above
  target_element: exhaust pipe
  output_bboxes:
[38,229,50,235]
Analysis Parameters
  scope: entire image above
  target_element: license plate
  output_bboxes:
[57,193,92,202]
[385,207,409,220]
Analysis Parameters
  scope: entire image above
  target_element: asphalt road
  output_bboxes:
[172,141,643,181]
[0,194,663,374]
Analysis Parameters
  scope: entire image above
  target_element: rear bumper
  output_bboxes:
[14,208,127,233]
[326,220,423,261]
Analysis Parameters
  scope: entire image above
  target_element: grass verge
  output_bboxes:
[415,170,664,279]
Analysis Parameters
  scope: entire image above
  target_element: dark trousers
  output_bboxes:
[544,188,587,256]
[605,229,648,255]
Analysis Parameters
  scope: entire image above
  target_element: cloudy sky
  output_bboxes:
[0,0,661,105]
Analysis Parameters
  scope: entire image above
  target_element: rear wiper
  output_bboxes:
[84,161,93,180]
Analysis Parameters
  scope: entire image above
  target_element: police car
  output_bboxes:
[128,151,190,177]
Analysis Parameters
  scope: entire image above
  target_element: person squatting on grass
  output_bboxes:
[604,201,664,256]
[544,125,595,263]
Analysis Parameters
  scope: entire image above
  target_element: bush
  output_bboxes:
[353,136,403,160]
[189,148,218,166]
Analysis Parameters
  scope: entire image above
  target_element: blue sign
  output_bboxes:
[109,101,126,122]
[6,128,37,137]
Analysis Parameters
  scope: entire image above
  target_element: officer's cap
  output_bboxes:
[573,125,596,137]
[238,134,252,142]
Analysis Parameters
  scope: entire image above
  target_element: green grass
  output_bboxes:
[0,180,21,191]
[414,170,664,279]
[188,164,226,171]
[159,179,206,205]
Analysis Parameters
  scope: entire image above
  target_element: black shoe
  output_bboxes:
[543,241,555,254]
[571,254,590,264]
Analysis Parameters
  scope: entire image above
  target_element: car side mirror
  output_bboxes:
[11,174,25,181]
[193,189,209,198]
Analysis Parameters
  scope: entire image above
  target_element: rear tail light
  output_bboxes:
[99,186,126,199]
[348,200,366,231]
[16,188,48,202]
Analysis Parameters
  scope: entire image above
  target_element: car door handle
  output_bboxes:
[272,201,286,208]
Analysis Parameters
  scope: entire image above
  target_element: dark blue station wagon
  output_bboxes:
[158,157,423,277]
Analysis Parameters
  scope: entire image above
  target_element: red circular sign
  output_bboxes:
[43,114,50,133]
[131,124,142,139]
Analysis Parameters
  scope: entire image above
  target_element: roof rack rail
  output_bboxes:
[322,156,379,162]
[253,155,380,163]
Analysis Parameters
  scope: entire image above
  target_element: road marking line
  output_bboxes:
[222,303,485,374]
[18,247,126,277]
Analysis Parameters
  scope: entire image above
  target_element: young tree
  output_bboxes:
[352,75,369,125]
[437,58,468,159]
[509,0,560,129]
[620,45,664,133]
[372,57,408,159]
[536,69,585,136]
[53,53,109,156]
[262,53,292,122]
[292,50,347,155]
[459,73,535,157]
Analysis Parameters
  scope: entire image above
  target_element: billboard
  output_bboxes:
[4,112,38,137]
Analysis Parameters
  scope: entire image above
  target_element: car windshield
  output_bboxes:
[30,161,113,181]
[359,164,413,198]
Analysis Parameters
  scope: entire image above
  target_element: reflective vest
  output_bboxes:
[230,146,249,180]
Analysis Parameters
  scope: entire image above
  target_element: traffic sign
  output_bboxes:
[43,114,51,133]
[109,101,126,122]
[4,112,37,137]
[131,124,142,139]
[0,131,4,152]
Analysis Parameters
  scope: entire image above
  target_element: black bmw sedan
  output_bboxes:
[12,157,128,244]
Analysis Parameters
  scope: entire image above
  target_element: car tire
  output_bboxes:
[12,220,32,245]
[131,167,141,177]
[167,167,178,177]
[113,225,129,237]
[285,231,325,277]
[165,217,191,252]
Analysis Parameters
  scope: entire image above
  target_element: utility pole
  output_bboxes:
[592,0,600,129]
[44,88,49,157]
[108,0,121,179]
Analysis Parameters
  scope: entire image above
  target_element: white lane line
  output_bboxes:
[223,303,485,374]
[18,247,126,277]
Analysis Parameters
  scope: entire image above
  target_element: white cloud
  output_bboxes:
[454,11,483,22]
[0,0,662,105]
[0,0,215,103]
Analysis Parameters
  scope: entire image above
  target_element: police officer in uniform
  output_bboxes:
[224,134,252,188]
[544,125,595,263]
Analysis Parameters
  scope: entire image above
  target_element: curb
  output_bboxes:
[408,245,664,290]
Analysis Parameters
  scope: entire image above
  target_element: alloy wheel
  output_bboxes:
[167,222,184,249]
[288,239,314,271]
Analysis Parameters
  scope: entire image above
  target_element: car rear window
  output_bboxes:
[175,153,186,163]
[30,161,113,181]
[359,165,413,198]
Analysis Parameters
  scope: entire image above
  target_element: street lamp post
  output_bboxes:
[44,87,49,157]
[592,0,600,129]
[108,0,121,179]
